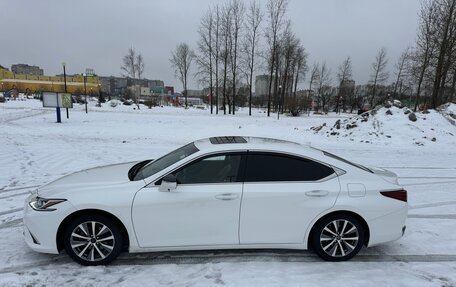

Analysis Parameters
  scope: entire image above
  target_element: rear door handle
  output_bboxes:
[305,190,329,197]
[215,193,239,200]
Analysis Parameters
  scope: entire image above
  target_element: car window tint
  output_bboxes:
[174,154,242,184]
[245,153,334,182]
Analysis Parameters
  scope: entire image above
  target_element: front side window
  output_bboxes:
[245,153,334,182]
[134,143,199,181]
[173,154,243,184]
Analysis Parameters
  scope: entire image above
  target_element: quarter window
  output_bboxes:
[245,153,334,182]
[173,154,243,184]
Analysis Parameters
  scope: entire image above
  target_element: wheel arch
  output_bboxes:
[306,210,370,249]
[56,209,130,252]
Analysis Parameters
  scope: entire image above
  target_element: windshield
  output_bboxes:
[133,142,199,181]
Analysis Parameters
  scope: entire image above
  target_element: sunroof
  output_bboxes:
[209,136,247,144]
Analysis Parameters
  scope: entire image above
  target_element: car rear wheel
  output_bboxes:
[64,214,123,265]
[311,214,364,261]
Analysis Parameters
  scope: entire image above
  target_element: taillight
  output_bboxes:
[380,189,407,202]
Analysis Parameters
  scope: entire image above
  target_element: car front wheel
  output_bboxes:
[311,214,364,261]
[63,214,123,265]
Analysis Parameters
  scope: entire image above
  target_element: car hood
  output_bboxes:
[37,161,139,198]
[369,166,399,185]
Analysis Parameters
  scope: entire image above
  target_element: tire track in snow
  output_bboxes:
[0,218,22,229]
[0,110,48,123]
[0,208,22,216]
[0,191,30,200]
[0,185,39,194]
[409,201,456,210]
[380,166,456,170]
[408,214,456,219]
[1,253,455,274]
[402,180,456,186]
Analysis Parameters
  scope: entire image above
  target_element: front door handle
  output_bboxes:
[305,190,329,197]
[215,193,239,200]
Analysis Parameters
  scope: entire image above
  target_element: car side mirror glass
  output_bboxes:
[158,174,177,192]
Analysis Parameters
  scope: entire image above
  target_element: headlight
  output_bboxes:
[29,197,66,211]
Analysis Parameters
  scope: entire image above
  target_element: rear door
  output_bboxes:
[239,152,340,244]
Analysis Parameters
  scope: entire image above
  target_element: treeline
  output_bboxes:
[169,0,456,116]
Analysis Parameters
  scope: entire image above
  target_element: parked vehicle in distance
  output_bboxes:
[23,136,407,265]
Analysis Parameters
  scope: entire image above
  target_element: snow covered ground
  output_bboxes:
[1,99,456,286]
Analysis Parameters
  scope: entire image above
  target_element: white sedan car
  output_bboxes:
[24,136,407,265]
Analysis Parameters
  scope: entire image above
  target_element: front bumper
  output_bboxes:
[23,196,76,254]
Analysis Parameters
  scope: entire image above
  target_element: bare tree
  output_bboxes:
[430,0,456,108]
[121,47,144,109]
[265,0,288,116]
[290,45,308,114]
[412,0,437,111]
[316,62,332,112]
[335,56,353,112]
[229,0,245,115]
[121,47,136,80]
[214,4,221,114]
[135,53,144,109]
[244,0,262,116]
[369,47,389,107]
[170,43,195,108]
[308,63,320,108]
[196,7,214,113]
[393,47,410,98]
[220,3,232,114]
[277,21,298,115]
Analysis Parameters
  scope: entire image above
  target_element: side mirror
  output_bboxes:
[158,174,177,192]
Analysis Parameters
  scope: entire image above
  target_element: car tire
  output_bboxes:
[63,214,123,266]
[311,214,364,261]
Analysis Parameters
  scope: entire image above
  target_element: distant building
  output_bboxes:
[0,66,99,94]
[99,76,128,96]
[165,86,174,95]
[99,76,164,97]
[178,96,203,106]
[11,64,43,76]
[186,89,205,98]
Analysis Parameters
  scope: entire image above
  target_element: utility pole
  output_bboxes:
[62,62,69,119]
[83,73,88,113]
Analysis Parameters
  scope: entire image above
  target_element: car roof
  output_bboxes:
[193,136,321,156]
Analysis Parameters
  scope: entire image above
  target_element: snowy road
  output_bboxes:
[1,100,456,286]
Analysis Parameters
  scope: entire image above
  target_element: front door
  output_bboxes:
[132,153,245,248]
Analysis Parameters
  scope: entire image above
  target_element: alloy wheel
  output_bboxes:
[70,221,115,262]
[319,219,359,258]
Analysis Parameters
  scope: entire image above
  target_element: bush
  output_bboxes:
[144,99,157,109]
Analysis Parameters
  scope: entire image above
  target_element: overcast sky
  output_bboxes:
[0,0,420,91]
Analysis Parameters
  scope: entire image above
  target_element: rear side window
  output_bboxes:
[245,153,334,182]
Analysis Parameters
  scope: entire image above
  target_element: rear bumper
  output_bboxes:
[367,205,408,247]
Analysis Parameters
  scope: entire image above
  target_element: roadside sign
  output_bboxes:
[43,92,73,108]
[60,93,73,108]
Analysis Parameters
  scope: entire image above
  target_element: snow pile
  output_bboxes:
[310,105,456,146]
[438,103,456,126]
